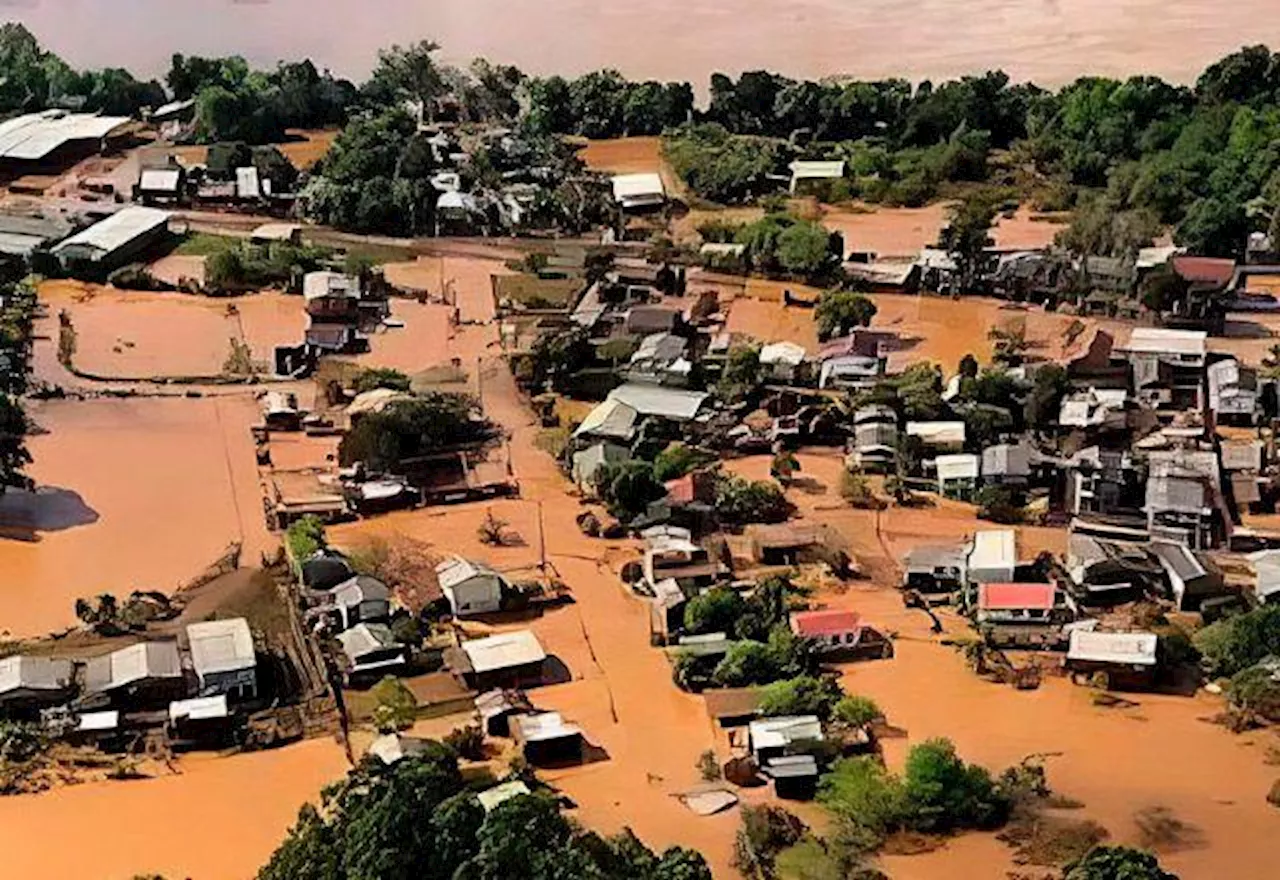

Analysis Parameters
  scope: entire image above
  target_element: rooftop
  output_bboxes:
[0,110,130,161]
[460,630,546,674]
[168,694,230,722]
[573,398,639,440]
[789,160,846,180]
[0,656,72,695]
[53,206,170,257]
[338,622,401,660]
[186,618,256,676]
[85,640,182,692]
[477,780,532,812]
[1067,629,1158,666]
[905,421,966,446]
[511,711,583,743]
[790,609,862,637]
[436,556,504,590]
[936,453,980,481]
[749,715,823,750]
[607,383,708,421]
[969,529,1017,570]
[977,582,1057,611]
[1120,327,1207,358]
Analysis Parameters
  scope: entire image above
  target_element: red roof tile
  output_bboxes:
[790,609,862,637]
[1172,256,1235,287]
[978,583,1057,611]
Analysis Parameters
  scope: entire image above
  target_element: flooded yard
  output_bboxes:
[0,395,271,638]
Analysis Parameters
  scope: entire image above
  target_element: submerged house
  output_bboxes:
[1064,629,1159,690]
[332,575,392,630]
[935,453,980,501]
[1149,541,1226,611]
[1144,449,1226,549]
[1207,358,1261,426]
[790,609,887,659]
[1115,328,1207,413]
[52,206,172,274]
[747,715,823,763]
[851,406,898,472]
[966,529,1017,587]
[974,582,1068,647]
[511,711,584,764]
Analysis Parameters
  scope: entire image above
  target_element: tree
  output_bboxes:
[958,353,980,379]
[338,393,496,472]
[776,221,835,279]
[1063,846,1178,880]
[370,676,418,733]
[1192,605,1280,677]
[683,588,747,636]
[593,460,666,521]
[815,291,878,341]
[839,468,884,510]
[0,394,32,492]
[975,484,1021,524]
[653,443,712,482]
[732,805,806,878]
[714,474,791,524]
[833,695,883,728]
[770,450,800,486]
[369,41,448,119]
[720,344,761,396]
[818,756,904,840]
[900,738,1008,833]
[1024,363,1069,432]
[940,195,997,289]
[757,675,844,719]
[353,368,412,394]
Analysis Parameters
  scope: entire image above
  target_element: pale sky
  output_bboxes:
[8,0,1280,89]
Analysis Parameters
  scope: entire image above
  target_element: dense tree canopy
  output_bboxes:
[338,393,496,472]
[259,747,712,880]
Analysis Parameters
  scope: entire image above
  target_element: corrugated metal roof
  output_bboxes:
[86,641,182,692]
[608,383,708,420]
[906,421,966,446]
[790,609,861,637]
[338,622,400,660]
[236,166,261,199]
[574,398,639,440]
[512,711,582,743]
[461,630,546,673]
[760,341,806,366]
[187,618,255,676]
[477,780,531,811]
[168,694,229,722]
[612,173,665,204]
[1120,328,1206,357]
[53,206,170,256]
[1067,630,1158,665]
[0,110,130,160]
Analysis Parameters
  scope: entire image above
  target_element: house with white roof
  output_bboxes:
[437,556,508,616]
[612,173,666,210]
[186,618,258,699]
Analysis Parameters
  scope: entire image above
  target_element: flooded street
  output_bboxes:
[0,246,1277,878]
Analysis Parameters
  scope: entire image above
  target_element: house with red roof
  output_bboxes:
[790,609,890,659]
[974,582,1072,647]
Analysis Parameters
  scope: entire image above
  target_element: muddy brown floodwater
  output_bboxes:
[6,245,1280,878]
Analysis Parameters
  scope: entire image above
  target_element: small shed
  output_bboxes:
[788,160,845,193]
[84,640,185,707]
[477,780,532,812]
[902,545,967,593]
[511,711,584,764]
[746,523,835,566]
[612,173,666,210]
[935,453,980,501]
[167,695,233,748]
[759,342,807,383]
[437,557,507,617]
[704,687,763,728]
[367,732,432,765]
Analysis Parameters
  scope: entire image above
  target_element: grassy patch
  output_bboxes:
[173,232,239,257]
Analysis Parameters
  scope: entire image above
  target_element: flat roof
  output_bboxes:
[969,529,1017,570]
[1067,630,1158,665]
[789,160,846,180]
[169,694,230,722]
[461,630,546,674]
[749,715,823,750]
[53,206,170,257]
[612,173,665,202]
[936,453,980,481]
[511,710,583,743]
[1120,327,1207,357]
[477,780,531,812]
[186,618,255,676]
[0,655,72,694]
[906,421,966,445]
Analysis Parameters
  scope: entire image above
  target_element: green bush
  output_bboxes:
[285,515,326,560]
[370,675,418,733]
[1192,605,1280,677]
[714,473,791,525]
[833,695,883,728]
[353,368,412,394]
[757,675,844,719]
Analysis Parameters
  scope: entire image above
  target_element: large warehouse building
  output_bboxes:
[0,110,134,176]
